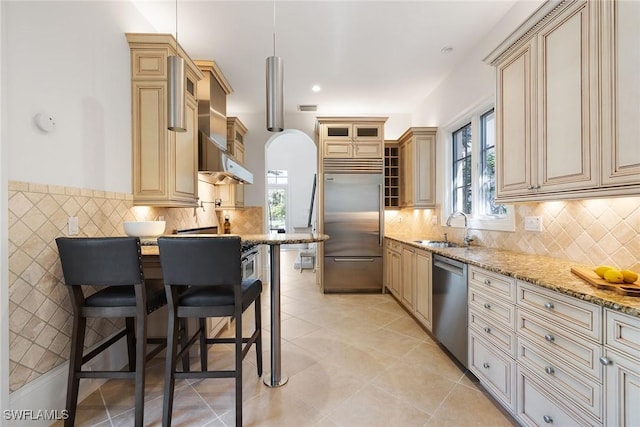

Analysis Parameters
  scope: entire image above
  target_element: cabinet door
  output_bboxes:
[323,141,353,158]
[412,133,436,208]
[390,249,401,298]
[400,140,414,207]
[496,40,535,198]
[536,0,597,193]
[353,123,382,141]
[401,246,414,309]
[601,0,640,186]
[234,142,245,164]
[322,123,352,140]
[604,348,640,427]
[414,249,431,330]
[353,142,382,158]
[171,94,198,202]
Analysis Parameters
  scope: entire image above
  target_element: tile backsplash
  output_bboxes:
[7,180,262,392]
[385,196,640,272]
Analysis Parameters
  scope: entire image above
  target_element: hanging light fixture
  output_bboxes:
[266,0,284,132]
[167,0,186,132]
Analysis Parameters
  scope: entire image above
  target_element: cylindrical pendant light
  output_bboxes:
[167,0,186,132]
[167,55,186,132]
[266,0,284,132]
[266,55,284,132]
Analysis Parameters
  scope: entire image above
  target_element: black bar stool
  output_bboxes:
[157,236,263,427]
[55,237,167,427]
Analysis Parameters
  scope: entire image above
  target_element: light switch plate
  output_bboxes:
[524,216,542,232]
[68,216,79,235]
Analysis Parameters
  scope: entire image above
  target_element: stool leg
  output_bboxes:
[255,298,263,377]
[134,312,146,427]
[235,310,243,427]
[125,317,135,371]
[199,318,207,371]
[65,314,86,427]
[163,306,179,427]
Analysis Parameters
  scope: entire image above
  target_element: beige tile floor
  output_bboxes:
[59,249,517,427]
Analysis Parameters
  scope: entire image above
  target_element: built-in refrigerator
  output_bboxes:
[322,172,383,292]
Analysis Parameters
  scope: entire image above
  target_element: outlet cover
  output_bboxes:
[524,216,542,232]
[68,216,79,235]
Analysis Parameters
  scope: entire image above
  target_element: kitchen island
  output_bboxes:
[141,232,330,388]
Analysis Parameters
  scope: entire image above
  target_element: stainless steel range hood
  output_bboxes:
[198,131,253,184]
[195,60,253,185]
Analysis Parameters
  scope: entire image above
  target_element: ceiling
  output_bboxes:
[131,1,522,118]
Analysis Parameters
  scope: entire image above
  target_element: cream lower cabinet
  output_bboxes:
[413,249,431,330]
[468,266,517,413]
[384,239,402,299]
[127,33,203,207]
[401,245,415,309]
[602,309,640,426]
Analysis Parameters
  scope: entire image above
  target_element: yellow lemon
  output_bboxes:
[604,269,625,284]
[594,265,615,278]
[621,270,639,284]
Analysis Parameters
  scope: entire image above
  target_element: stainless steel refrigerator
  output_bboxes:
[322,172,383,292]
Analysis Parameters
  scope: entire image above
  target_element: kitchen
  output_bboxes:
[2,0,640,426]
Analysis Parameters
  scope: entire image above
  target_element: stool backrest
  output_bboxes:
[157,236,241,287]
[56,237,144,286]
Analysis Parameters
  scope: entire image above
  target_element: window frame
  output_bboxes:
[443,100,515,232]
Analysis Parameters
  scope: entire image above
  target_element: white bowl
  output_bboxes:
[123,221,166,238]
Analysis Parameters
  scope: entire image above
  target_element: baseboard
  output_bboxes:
[7,336,128,426]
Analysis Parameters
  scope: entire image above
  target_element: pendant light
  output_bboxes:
[167,0,186,132]
[266,0,284,132]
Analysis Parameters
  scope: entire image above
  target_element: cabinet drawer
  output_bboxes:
[605,309,640,361]
[517,366,599,427]
[353,142,382,158]
[518,336,602,420]
[469,285,516,328]
[469,331,516,412]
[323,141,353,158]
[469,266,516,303]
[518,308,602,380]
[469,308,517,357]
[517,281,602,341]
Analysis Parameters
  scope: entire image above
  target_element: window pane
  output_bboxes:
[452,123,472,214]
[480,110,506,215]
[268,188,286,231]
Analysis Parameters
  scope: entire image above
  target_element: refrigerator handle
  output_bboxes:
[379,184,383,246]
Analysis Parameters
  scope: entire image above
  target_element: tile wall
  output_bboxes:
[385,196,640,272]
[7,180,263,392]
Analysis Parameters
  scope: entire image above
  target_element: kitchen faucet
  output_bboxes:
[446,211,474,246]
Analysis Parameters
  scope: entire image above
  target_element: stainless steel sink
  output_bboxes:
[412,240,460,248]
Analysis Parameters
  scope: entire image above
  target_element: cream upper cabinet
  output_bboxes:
[600,0,640,187]
[215,116,247,209]
[398,127,437,209]
[127,33,203,207]
[317,118,386,159]
[490,1,598,203]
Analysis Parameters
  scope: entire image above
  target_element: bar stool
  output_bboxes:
[55,237,167,427]
[157,236,263,427]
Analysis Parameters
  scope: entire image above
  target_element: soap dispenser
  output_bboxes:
[223,215,231,234]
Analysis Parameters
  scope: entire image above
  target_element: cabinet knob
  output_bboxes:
[484,279,491,285]
[484,327,491,334]
[545,366,555,375]
[544,302,554,310]
[599,356,612,366]
[527,185,534,190]
[544,334,555,342]
[484,303,491,309]
[483,362,490,369]
[543,415,553,424]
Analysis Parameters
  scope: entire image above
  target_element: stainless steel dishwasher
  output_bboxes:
[432,254,468,368]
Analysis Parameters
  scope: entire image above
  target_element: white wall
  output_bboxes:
[4,1,155,193]
[266,130,317,232]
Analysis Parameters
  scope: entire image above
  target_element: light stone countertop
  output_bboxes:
[386,233,640,319]
[140,233,329,256]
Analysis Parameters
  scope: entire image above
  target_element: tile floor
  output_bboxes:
[57,249,517,427]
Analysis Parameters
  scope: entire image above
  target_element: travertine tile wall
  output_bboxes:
[385,196,640,272]
[7,180,263,392]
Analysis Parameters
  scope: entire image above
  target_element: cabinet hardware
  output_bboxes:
[543,415,553,424]
[484,303,491,309]
[484,279,491,285]
[483,362,490,369]
[544,302,554,310]
[484,327,491,334]
[599,356,612,366]
[545,366,555,375]
[544,334,555,342]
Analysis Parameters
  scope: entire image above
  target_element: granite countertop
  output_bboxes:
[386,233,640,319]
[141,233,329,256]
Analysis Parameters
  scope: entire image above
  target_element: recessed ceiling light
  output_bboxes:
[311,85,321,92]
[441,46,453,55]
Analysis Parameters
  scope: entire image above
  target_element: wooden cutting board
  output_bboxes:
[571,267,640,296]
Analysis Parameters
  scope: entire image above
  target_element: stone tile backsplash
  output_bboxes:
[7,180,262,392]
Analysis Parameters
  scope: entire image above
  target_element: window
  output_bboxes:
[267,170,288,231]
[446,103,514,232]
[452,123,472,214]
